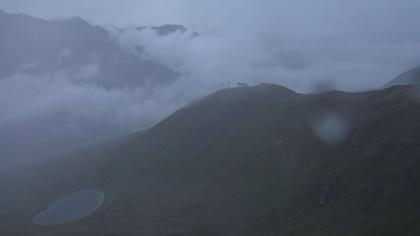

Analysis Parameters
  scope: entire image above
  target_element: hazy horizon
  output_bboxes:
[1,0,420,162]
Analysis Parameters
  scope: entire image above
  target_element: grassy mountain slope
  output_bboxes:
[1,84,420,236]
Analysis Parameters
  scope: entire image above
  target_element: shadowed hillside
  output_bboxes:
[1,84,420,236]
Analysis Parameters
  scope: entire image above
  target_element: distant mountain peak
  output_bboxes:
[385,65,420,87]
[151,24,187,36]
[67,16,91,25]
[0,9,179,86]
[133,24,200,38]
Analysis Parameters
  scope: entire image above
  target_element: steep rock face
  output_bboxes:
[1,84,420,236]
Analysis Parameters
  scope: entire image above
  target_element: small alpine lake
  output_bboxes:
[32,189,105,226]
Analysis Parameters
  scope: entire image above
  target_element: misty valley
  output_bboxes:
[1,2,420,236]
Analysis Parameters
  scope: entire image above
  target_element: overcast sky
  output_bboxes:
[2,0,420,91]
[2,0,420,37]
[1,0,420,162]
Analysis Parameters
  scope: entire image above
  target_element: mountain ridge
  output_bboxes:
[385,65,420,87]
[1,84,420,235]
[0,9,178,87]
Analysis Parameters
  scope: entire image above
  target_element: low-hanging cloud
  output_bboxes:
[2,0,420,91]
[1,0,420,163]
[0,69,197,161]
[115,23,420,92]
